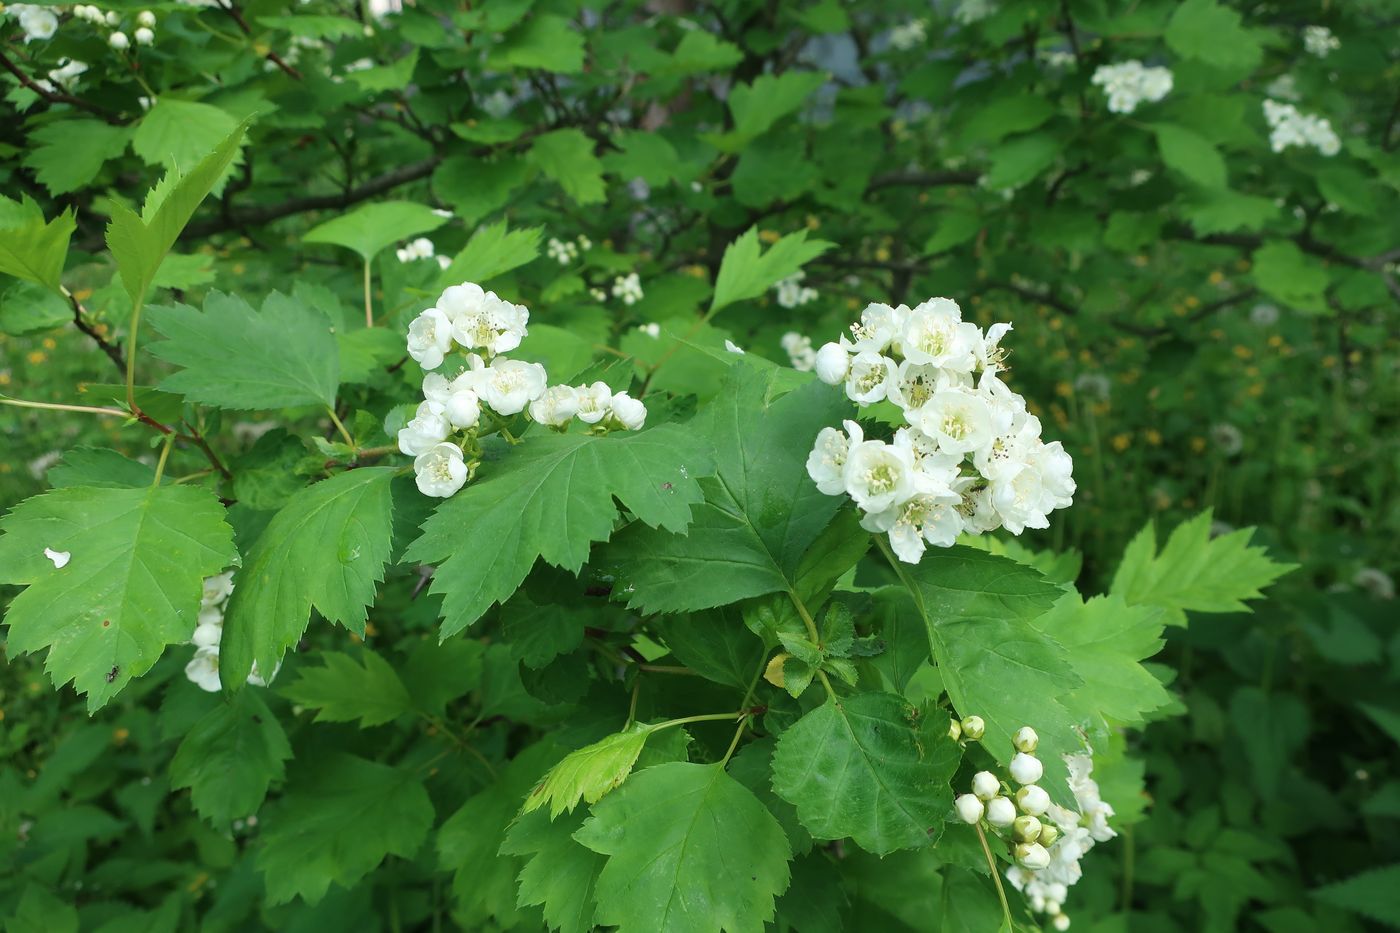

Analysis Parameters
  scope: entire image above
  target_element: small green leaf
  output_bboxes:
[490,15,585,73]
[347,49,419,91]
[436,219,541,288]
[281,648,414,727]
[170,691,292,825]
[23,120,131,196]
[1164,0,1262,71]
[132,99,239,171]
[1313,864,1400,928]
[499,808,605,933]
[523,724,657,819]
[710,227,833,315]
[1152,123,1228,189]
[1250,241,1330,311]
[304,199,448,263]
[528,129,606,204]
[0,197,76,293]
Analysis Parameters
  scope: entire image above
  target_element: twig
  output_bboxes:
[63,287,126,376]
[212,0,303,79]
[0,48,124,124]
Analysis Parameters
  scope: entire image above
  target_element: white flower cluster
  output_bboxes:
[1303,25,1339,58]
[781,332,816,372]
[402,282,646,497]
[805,298,1074,564]
[611,273,644,306]
[546,234,591,265]
[953,0,993,26]
[1004,752,1118,931]
[8,3,58,41]
[395,237,450,269]
[72,5,156,48]
[888,18,926,51]
[184,573,272,692]
[1263,99,1340,156]
[1090,60,1172,114]
[774,271,818,309]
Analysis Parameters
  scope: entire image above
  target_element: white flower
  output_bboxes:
[413,443,468,497]
[848,303,907,354]
[1091,60,1172,114]
[901,298,979,371]
[185,647,222,692]
[1016,842,1051,870]
[814,342,849,385]
[1303,25,1339,57]
[201,572,235,607]
[443,384,481,430]
[440,283,529,357]
[774,272,818,309]
[15,4,58,41]
[407,307,454,370]
[396,237,436,263]
[781,331,816,371]
[986,796,1016,827]
[862,491,965,562]
[1210,423,1243,456]
[1250,303,1280,327]
[888,18,926,51]
[192,622,223,648]
[955,794,985,824]
[807,422,858,495]
[1010,752,1044,785]
[134,26,154,44]
[575,382,613,424]
[972,770,1000,801]
[109,30,130,49]
[546,237,579,265]
[479,358,547,415]
[1354,567,1396,600]
[246,658,279,687]
[612,273,644,305]
[914,386,999,455]
[529,384,581,427]
[43,547,71,569]
[845,351,898,405]
[138,10,157,26]
[397,401,451,455]
[608,392,647,431]
[843,439,916,513]
[1017,785,1051,816]
[639,322,661,338]
[724,339,745,355]
[953,0,992,25]
[976,322,1013,372]
[1263,99,1340,156]
[47,58,88,89]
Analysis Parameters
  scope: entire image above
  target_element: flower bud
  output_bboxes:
[1013,814,1043,843]
[1053,913,1070,931]
[1010,751,1043,785]
[1047,882,1068,903]
[109,30,130,49]
[960,714,986,740]
[1015,841,1051,870]
[1045,900,1062,916]
[954,794,984,824]
[105,10,120,25]
[138,9,156,26]
[971,770,999,800]
[814,342,849,384]
[986,796,1015,827]
[608,391,647,431]
[1036,822,1059,847]
[947,717,962,741]
[192,622,223,648]
[135,26,154,44]
[1013,725,1039,753]
[1016,784,1050,816]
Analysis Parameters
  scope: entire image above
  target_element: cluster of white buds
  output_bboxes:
[1090,61,1172,114]
[395,237,450,269]
[805,298,1074,564]
[611,273,644,306]
[637,322,661,339]
[781,331,817,371]
[402,282,646,497]
[955,727,1055,869]
[1302,25,1339,58]
[184,573,273,691]
[68,5,156,48]
[545,234,591,265]
[1263,100,1340,156]
[774,271,818,309]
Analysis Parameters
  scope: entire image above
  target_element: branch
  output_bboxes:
[867,169,982,192]
[63,287,127,377]
[182,156,442,238]
[212,0,303,80]
[0,47,123,124]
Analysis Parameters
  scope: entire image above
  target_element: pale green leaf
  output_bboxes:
[436,219,541,288]
[0,197,76,292]
[169,691,291,825]
[304,199,448,263]
[710,227,833,314]
[132,100,239,171]
[0,484,236,710]
[280,648,414,727]
[528,129,606,204]
[523,724,657,819]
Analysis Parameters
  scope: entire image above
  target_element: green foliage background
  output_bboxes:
[2,0,1398,930]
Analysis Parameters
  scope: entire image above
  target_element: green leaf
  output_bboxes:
[46,447,157,489]
[574,762,792,933]
[1251,241,1330,311]
[771,693,958,855]
[0,197,76,292]
[0,280,70,334]
[712,71,827,150]
[105,119,249,306]
[281,648,413,727]
[304,200,448,263]
[9,885,79,933]
[145,290,340,410]
[1164,0,1262,71]
[660,30,743,76]
[657,608,766,690]
[499,807,605,933]
[1032,593,1172,733]
[23,120,130,195]
[983,132,1060,190]
[500,595,587,669]
[490,14,585,73]
[347,49,419,91]
[524,724,658,819]
[132,100,239,171]
[0,484,236,710]
[257,753,434,905]
[1152,123,1228,189]
[221,469,397,688]
[1110,511,1295,625]
[958,94,1055,146]
[605,369,848,613]
[169,691,292,825]
[894,547,1082,801]
[432,154,530,222]
[405,426,711,637]
[710,227,833,314]
[436,220,541,288]
[528,129,606,204]
[1313,864,1400,928]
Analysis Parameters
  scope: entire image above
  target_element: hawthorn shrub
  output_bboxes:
[1,0,1397,931]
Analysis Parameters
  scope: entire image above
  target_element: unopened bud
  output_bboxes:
[986,796,1015,827]
[1015,841,1051,870]
[954,793,984,824]
[1037,823,1059,847]
[960,715,986,740]
[948,717,962,741]
[1013,725,1039,753]
[1010,751,1044,785]
[1013,814,1043,843]
[1016,784,1050,816]
[971,770,1000,800]
[1053,913,1070,931]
